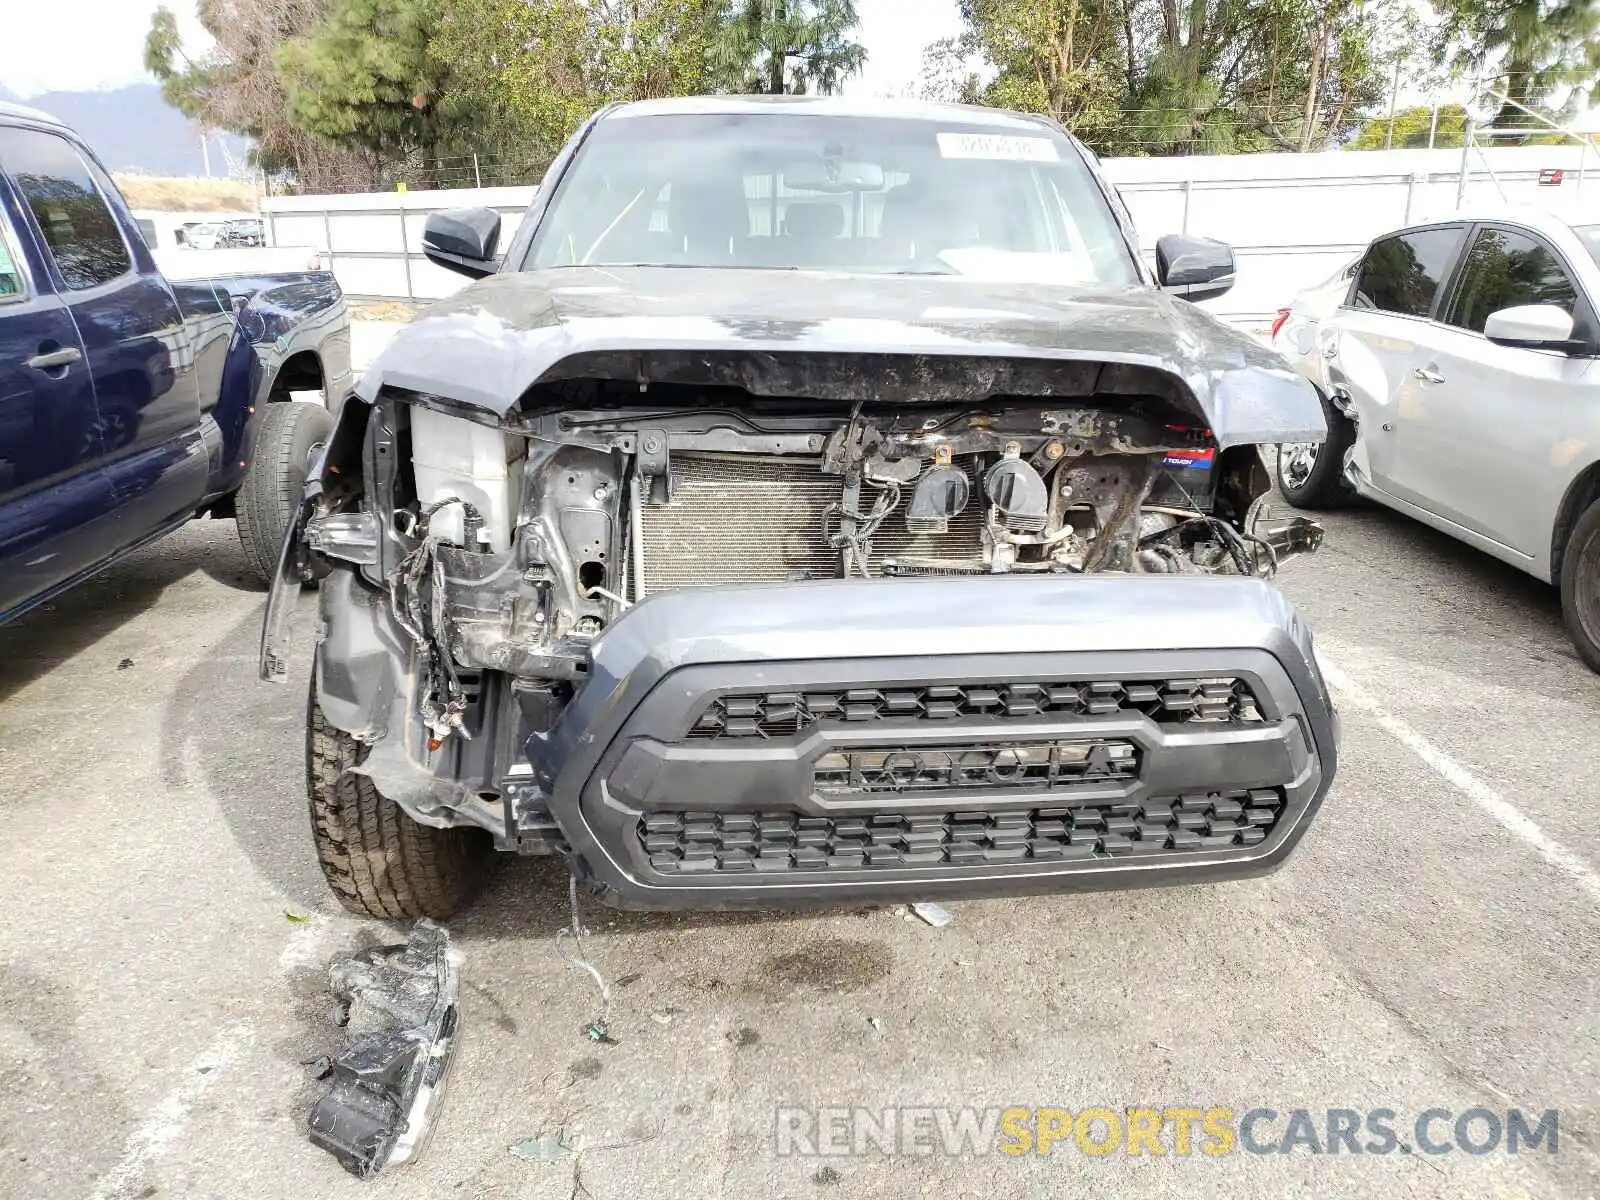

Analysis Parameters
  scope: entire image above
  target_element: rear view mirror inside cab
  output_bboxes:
[781,158,886,193]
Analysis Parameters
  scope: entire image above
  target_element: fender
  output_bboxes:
[200,271,349,502]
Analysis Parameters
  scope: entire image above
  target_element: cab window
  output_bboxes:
[1442,226,1578,334]
[0,126,132,290]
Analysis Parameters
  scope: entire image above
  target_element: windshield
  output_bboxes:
[526,112,1138,285]
[1577,224,1600,268]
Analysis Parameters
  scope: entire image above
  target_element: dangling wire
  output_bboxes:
[387,497,482,743]
[555,874,613,1043]
[823,479,902,578]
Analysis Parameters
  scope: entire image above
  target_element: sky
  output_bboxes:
[0,0,211,96]
[0,0,961,100]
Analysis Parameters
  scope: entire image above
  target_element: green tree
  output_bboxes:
[1348,103,1470,148]
[277,0,468,169]
[1124,0,1383,155]
[929,0,1385,156]
[939,0,1127,149]
[431,0,727,178]
[144,0,372,189]
[711,0,867,95]
[1433,0,1600,130]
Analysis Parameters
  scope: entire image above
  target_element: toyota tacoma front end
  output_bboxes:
[263,96,1336,917]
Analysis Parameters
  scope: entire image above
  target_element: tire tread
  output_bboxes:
[305,685,491,920]
[237,401,332,587]
[1559,499,1600,674]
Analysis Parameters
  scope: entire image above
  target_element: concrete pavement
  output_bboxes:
[0,496,1596,1198]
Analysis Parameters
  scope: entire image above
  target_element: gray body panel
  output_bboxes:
[518,574,1336,908]
[353,267,1326,448]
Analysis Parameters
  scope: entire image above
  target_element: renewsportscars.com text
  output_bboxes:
[774,1106,1559,1159]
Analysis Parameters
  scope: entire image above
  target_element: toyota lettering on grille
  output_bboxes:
[813,739,1139,796]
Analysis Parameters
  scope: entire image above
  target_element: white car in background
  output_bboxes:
[182,221,223,249]
[1270,254,1358,392]
[1271,208,1600,669]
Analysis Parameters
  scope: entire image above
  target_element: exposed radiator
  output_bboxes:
[634,452,986,595]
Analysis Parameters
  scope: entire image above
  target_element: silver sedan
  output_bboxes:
[1272,208,1600,669]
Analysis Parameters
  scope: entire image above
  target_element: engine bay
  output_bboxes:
[300,382,1323,748]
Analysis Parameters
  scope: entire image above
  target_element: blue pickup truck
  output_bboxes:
[0,101,351,619]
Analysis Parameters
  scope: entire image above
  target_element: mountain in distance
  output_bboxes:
[1,81,251,177]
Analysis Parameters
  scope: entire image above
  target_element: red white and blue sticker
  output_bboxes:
[1161,447,1216,470]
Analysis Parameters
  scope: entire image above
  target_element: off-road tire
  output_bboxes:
[306,682,494,920]
[1276,389,1357,510]
[1560,499,1600,674]
[237,400,333,588]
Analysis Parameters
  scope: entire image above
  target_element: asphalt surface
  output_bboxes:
[2,492,1598,1199]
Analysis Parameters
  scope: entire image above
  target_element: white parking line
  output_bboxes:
[1318,653,1600,906]
[84,917,337,1199]
[88,1026,253,1200]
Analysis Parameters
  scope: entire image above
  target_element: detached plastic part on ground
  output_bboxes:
[307,920,461,1178]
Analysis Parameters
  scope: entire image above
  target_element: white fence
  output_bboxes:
[262,143,1597,324]
[263,184,538,302]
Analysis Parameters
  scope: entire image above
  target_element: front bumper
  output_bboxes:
[531,574,1337,909]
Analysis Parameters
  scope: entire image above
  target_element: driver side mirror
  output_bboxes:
[1483,304,1577,351]
[422,207,501,279]
[1155,234,1236,302]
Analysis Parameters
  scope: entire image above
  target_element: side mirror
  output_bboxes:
[1483,304,1577,351]
[1155,234,1236,302]
[422,207,501,279]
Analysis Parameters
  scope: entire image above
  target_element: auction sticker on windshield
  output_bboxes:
[937,133,1060,162]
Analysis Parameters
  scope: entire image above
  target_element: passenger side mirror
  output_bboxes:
[1155,234,1236,302]
[1483,304,1577,351]
[422,207,501,279]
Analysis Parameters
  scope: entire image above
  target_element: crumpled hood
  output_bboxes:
[356,267,1324,447]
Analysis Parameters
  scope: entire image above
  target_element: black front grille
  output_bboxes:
[812,738,1139,796]
[639,788,1285,874]
[689,677,1262,739]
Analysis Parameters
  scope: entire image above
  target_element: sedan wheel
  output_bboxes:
[1560,498,1600,673]
[1278,442,1321,492]
[1274,389,1356,510]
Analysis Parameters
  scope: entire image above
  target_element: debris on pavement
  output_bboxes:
[117,657,134,670]
[509,1128,578,1164]
[306,919,462,1179]
[284,910,310,923]
[910,901,953,928]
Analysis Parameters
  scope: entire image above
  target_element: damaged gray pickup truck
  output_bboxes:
[263,96,1338,920]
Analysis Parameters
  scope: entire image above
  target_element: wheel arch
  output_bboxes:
[267,348,327,400]
[1551,461,1600,586]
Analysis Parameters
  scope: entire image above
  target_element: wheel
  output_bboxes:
[236,401,333,588]
[1560,499,1600,673]
[1275,389,1356,510]
[306,679,495,920]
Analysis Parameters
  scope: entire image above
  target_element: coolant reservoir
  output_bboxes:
[409,407,523,553]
